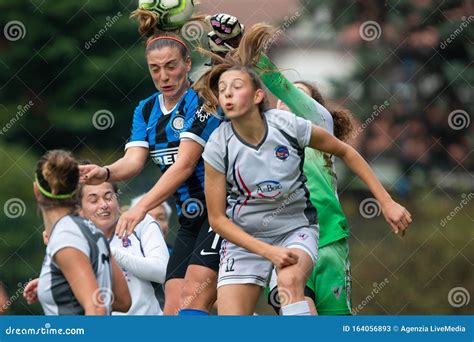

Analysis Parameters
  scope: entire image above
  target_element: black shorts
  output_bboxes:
[165,209,222,282]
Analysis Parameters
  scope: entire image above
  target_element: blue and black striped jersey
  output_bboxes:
[125,88,223,217]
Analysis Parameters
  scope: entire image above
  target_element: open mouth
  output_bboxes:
[95,211,111,218]
[161,85,174,92]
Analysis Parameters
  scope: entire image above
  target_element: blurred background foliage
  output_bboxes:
[0,0,472,315]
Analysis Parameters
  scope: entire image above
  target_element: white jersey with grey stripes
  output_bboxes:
[202,109,318,238]
[38,215,112,315]
[110,214,169,315]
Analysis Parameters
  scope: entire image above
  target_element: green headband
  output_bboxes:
[35,174,77,200]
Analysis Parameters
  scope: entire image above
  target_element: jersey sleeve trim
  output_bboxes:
[180,132,206,148]
[125,141,149,151]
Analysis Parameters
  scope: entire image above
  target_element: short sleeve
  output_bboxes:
[48,218,90,259]
[125,97,155,150]
[202,129,226,174]
[180,100,222,148]
[295,115,313,149]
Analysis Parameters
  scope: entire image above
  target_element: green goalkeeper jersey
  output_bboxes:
[254,54,350,247]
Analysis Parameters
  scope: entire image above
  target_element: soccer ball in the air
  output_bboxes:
[139,0,195,30]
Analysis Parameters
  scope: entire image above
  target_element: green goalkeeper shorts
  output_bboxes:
[266,238,352,315]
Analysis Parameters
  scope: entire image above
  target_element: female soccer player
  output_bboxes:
[34,150,130,315]
[25,179,169,315]
[78,13,244,315]
[195,24,411,315]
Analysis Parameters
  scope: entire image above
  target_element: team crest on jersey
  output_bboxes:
[332,286,343,300]
[256,180,283,199]
[122,236,132,248]
[172,114,185,130]
[298,233,308,241]
[274,145,290,160]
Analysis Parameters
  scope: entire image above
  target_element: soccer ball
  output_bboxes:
[139,0,195,30]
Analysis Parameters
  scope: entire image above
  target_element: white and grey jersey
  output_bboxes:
[110,214,168,315]
[38,215,112,315]
[203,109,318,238]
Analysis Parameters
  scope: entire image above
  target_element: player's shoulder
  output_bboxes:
[52,215,80,234]
[138,92,160,107]
[134,213,157,237]
[265,108,297,130]
[208,119,232,142]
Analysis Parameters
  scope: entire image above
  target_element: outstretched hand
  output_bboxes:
[79,164,108,185]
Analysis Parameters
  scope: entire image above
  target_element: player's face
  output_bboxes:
[218,70,264,119]
[148,205,169,238]
[79,183,120,232]
[147,47,191,101]
[276,83,312,111]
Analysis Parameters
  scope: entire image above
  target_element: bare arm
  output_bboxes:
[205,162,298,268]
[116,140,203,237]
[110,258,131,313]
[79,147,148,185]
[54,248,108,315]
[308,125,412,233]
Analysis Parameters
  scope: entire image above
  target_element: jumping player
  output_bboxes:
[195,24,411,315]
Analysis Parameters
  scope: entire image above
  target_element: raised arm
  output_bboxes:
[308,125,412,234]
[253,54,328,128]
[79,147,148,185]
[116,140,203,237]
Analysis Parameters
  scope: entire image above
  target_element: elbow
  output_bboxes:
[113,292,132,313]
[151,257,169,284]
[208,214,225,236]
